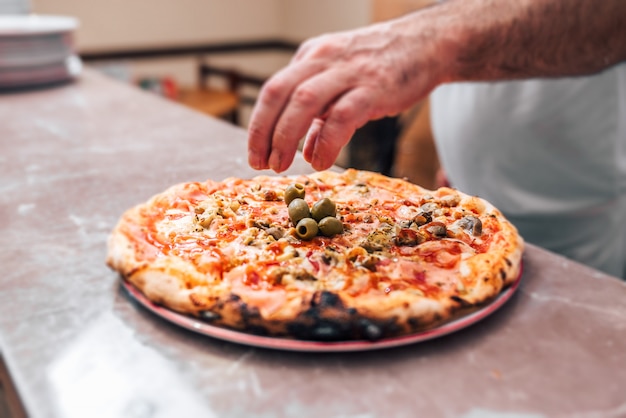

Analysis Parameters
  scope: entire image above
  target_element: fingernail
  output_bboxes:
[269,151,282,172]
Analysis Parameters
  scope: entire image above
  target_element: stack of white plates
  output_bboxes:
[0,14,81,89]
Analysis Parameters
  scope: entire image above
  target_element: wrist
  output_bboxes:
[389,5,465,88]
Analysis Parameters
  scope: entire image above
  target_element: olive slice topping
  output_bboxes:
[295,218,319,240]
[318,216,344,237]
[311,198,336,222]
[284,183,306,205]
[284,185,343,239]
[288,198,311,225]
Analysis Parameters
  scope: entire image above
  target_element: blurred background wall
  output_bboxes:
[28,0,370,119]
[31,0,371,50]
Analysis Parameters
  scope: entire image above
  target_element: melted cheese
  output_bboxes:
[126,170,506,305]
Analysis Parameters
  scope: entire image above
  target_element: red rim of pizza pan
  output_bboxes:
[122,264,523,353]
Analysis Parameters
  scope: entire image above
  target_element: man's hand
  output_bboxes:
[247,20,444,172]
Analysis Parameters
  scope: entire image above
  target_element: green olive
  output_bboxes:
[288,198,311,225]
[284,183,306,205]
[311,198,336,221]
[318,216,344,237]
[295,218,319,240]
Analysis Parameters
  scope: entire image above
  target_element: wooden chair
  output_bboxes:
[177,59,244,124]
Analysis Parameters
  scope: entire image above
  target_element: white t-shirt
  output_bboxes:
[430,64,626,279]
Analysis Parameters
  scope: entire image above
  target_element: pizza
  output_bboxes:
[107,169,523,341]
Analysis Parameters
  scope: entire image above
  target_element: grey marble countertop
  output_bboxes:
[1,70,625,418]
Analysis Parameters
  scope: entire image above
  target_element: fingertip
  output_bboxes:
[310,146,335,171]
[302,147,313,164]
[311,157,334,171]
[247,139,268,170]
[303,118,323,163]
[302,137,316,164]
[248,137,263,170]
[248,154,265,170]
[268,150,285,173]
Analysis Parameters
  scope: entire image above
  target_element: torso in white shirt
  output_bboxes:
[430,64,626,278]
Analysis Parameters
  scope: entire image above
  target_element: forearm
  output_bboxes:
[401,0,626,82]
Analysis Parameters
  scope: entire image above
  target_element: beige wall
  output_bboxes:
[31,0,282,51]
[31,0,372,51]
[279,0,371,42]
[29,0,373,127]
[371,0,435,22]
